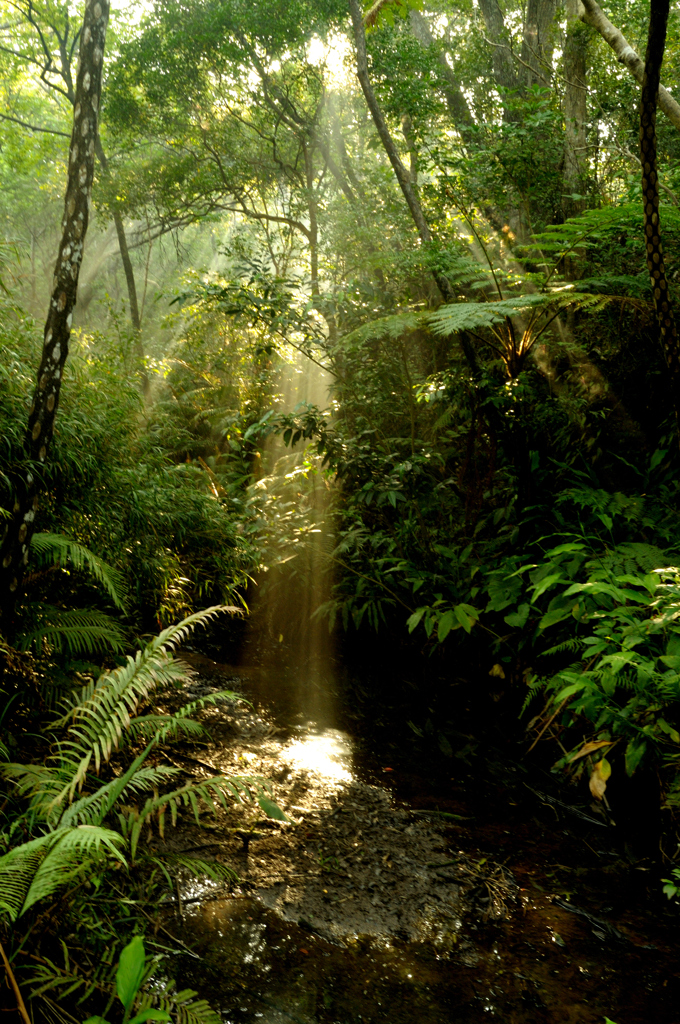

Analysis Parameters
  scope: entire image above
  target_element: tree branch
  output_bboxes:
[580,0,680,131]
[0,110,69,136]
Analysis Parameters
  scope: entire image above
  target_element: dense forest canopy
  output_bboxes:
[3,0,680,1018]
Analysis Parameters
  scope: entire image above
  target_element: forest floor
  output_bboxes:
[153,650,680,1024]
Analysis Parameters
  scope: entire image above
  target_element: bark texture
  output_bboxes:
[581,0,680,131]
[477,0,517,94]
[0,0,109,628]
[563,0,588,219]
[639,0,680,428]
[520,0,557,87]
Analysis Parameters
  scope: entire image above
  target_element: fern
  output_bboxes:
[30,533,128,611]
[159,853,238,883]
[541,637,585,657]
[0,825,125,921]
[587,542,668,576]
[18,606,128,656]
[0,607,267,932]
[136,983,222,1024]
[126,775,262,860]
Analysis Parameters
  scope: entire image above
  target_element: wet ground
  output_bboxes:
[160,650,680,1024]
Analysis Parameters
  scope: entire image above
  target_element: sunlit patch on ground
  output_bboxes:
[281,726,353,785]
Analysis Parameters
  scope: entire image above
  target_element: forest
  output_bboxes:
[2,0,680,1019]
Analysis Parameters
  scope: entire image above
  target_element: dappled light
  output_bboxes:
[2,0,680,1021]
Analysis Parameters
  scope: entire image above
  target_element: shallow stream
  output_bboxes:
[157,649,680,1024]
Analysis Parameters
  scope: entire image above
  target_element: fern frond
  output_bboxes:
[22,826,126,915]
[127,715,206,743]
[30,533,128,611]
[58,766,182,827]
[127,775,262,860]
[0,826,125,921]
[160,854,237,883]
[541,637,585,657]
[18,607,128,656]
[136,985,222,1024]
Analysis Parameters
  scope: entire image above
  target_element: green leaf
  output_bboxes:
[128,1011,172,1024]
[625,738,646,775]
[257,796,290,822]
[504,603,531,628]
[117,936,146,1013]
[437,609,456,642]
[555,681,587,702]
[454,604,478,633]
[657,719,680,744]
[406,608,426,632]
[530,573,562,603]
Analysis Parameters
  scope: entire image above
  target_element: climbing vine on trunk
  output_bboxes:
[0,0,110,631]
[640,0,680,431]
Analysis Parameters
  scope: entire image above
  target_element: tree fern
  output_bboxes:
[30,533,128,612]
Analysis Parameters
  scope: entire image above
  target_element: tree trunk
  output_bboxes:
[0,0,109,632]
[520,0,557,88]
[563,0,588,221]
[580,0,680,131]
[408,10,475,144]
[348,0,455,303]
[639,0,680,431]
[95,137,149,398]
[477,0,517,96]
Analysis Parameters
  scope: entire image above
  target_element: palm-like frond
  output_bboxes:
[159,854,237,883]
[0,826,125,921]
[58,766,183,828]
[136,984,222,1024]
[125,775,262,860]
[46,608,237,802]
[30,533,128,611]
[18,606,128,656]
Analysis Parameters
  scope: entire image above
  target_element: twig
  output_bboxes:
[526,696,569,753]
[0,940,32,1024]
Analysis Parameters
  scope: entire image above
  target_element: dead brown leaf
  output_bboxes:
[570,739,613,763]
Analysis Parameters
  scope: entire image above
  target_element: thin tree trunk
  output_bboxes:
[639,0,680,431]
[303,142,320,297]
[408,10,475,144]
[0,0,109,630]
[94,137,149,397]
[580,0,680,131]
[348,0,455,303]
[563,0,588,221]
[477,0,517,94]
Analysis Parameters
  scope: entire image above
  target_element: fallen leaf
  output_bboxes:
[569,739,613,762]
[489,663,506,679]
[589,757,612,801]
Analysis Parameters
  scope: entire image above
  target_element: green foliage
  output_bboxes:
[30,532,128,612]
[0,607,271,922]
[83,935,171,1024]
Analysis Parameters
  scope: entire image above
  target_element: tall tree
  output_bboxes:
[0,0,109,630]
[639,0,680,431]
